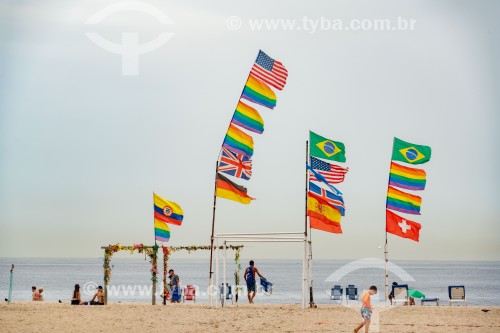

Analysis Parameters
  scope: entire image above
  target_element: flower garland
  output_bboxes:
[233,247,242,303]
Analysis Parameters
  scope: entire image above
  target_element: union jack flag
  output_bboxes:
[218,148,252,180]
[309,181,345,216]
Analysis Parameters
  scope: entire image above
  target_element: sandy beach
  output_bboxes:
[1,302,499,332]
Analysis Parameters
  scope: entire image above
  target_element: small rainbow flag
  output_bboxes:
[231,101,264,134]
[241,76,277,109]
[389,162,426,191]
[154,219,170,242]
[386,186,422,215]
[223,123,254,157]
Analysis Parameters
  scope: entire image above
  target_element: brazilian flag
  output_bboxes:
[392,137,432,164]
[309,131,346,162]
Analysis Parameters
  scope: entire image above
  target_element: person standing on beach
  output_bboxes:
[244,260,264,304]
[32,286,40,301]
[354,285,377,333]
[168,269,181,303]
[38,288,44,301]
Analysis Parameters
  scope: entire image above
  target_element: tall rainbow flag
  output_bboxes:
[223,123,254,157]
[389,162,426,191]
[231,101,264,134]
[154,219,170,242]
[386,186,422,215]
[241,76,277,109]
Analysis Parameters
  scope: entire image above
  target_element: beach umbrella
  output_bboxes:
[408,288,425,298]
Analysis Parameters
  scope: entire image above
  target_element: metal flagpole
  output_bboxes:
[384,137,396,305]
[208,161,219,307]
[7,264,14,304]
[305,140,316,308]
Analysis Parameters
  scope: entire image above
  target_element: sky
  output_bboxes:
[0,0,499,261]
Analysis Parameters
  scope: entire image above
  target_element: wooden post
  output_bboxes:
[152,245,158,305]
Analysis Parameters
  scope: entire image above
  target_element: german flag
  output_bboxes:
[216,173,254,204]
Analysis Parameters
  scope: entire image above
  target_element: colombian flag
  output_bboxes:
[153,193,184,226]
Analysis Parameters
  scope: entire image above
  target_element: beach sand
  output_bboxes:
[1,302,499,332]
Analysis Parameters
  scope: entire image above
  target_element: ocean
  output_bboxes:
[1,258,499,306]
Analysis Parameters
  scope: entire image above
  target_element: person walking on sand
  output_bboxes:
[354,285,377,333]
[244,260,264,304]
[168,269,181,303]
[32,286,40,301]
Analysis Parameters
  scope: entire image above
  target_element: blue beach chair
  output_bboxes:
[345,285,358,304]
[448,285,467,306]
[219,283,233,305]
[330,285,343,303]
[392,284,409,306]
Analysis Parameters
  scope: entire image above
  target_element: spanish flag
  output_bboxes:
[216,173,254,204]
[307,191,342,234]
[153,193,184,226]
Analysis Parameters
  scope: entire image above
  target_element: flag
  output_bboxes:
[310,217,342,234]
[241,75,277,109]
[309,181,345,216]
[310,156,349,184]
[392,137,432,165]
[218,148,252,180]
[223,123,254,157]
[249,50,288,91]
[306,164,342,196]
[153,193,184,226]
[307,192,342,232]
[309,131,346,162]
[389,162,426,191]
[386,209,421,242]
[216,173,254,204]
[231,101,264,134]
[154,219,170,242]
[386,186,422,215]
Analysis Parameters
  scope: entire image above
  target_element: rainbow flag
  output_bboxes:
[223,123,254,157]
[231,101,264,134]
[241,76,277,109]
[154,219,170,242]
[153,193,184,225]
[386,186,422,215]
[389,162,427,191]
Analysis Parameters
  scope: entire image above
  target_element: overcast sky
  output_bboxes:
[1,0,498,260]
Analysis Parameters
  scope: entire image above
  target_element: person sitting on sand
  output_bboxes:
[244,260,264,304]
[32,286,41,301]
[168,269,181,303]
[38,288,44,301]
[90,286,105,305]
[71,284,83,305]
[354,285,377,333]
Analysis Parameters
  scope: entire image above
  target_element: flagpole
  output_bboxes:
[208,161,219,308]
[384,138,395,305]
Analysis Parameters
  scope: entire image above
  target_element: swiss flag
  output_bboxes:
[386,209,421,242]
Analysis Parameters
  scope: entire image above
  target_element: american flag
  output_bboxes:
[309,156,348,184]
[249,50,288,91]
[218,148,252,180]
[309,181,345,216]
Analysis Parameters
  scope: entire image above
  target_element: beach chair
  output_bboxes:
[345,285,359,304]
[219,283,233,305]
[448,286,467,306]
[330,285,343,303]
[182,285,196,303]
[260,277,273,296]
[392,284,409,306]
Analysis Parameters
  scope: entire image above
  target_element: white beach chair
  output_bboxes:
[448,286,467,306]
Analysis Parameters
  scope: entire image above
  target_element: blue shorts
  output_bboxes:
[246,282,256,292]
[361,306,372,319]
[171,286,181,301]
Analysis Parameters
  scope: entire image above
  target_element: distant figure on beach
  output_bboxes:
[71,284,82,305]
[32,286,41,301]
[354,285,377,333]
[168,269,181,303]
[91,286,104,305]
[388,282,398,305]
[38,288,44,301]
[244,260,264,304]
